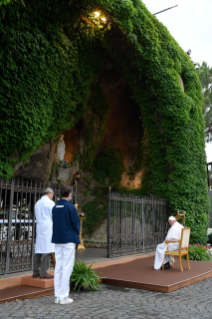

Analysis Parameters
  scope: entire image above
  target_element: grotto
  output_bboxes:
[0,0,210,244]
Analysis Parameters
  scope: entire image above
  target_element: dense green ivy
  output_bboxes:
[0,0,209,243]
[82,187,108,236]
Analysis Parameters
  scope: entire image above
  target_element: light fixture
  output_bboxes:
[94,11,100,17]
[75,171,81,181]
[195,64,199,71]
[101,17,107,22]
[186,49,191,56]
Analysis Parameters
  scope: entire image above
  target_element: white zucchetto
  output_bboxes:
[168,216,176,221]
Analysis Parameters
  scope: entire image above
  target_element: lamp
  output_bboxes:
[94,11,100,17]
[101,17,107,22]
[186,49,191,56]
[75,171,81,181]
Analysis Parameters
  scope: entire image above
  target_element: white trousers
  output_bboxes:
[54,243,76,301]
[154,242,180,270]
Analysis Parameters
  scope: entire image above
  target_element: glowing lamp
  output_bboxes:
[94,11,100,17]
[101,17,107,22]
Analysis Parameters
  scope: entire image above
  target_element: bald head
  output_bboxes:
[44,188,54,200]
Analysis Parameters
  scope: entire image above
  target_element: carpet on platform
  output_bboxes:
[93,255,212,292]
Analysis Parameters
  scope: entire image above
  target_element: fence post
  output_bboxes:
[142,198,145,253]
[132,197,135,254]
[31,180,37,270]
[6,178,15,274]
[119,198,122,250]
[107,186,111,258]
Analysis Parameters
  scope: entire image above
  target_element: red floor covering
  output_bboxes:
[94,255,212,292]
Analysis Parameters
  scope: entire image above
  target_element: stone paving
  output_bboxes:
[1,279,212,319]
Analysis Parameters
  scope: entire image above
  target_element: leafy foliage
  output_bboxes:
[82,187,107,236]
[93,149,125,186]
[208,232,212,245]
[70,259,102,292]
[82,149,124,236]
[0,0,209,243]
[79,87,109,172]
[183,245,211,262]
[197,62,212,142]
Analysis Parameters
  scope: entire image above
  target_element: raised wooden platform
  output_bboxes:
[0,285,54,304]
[0,270,55,304]
[1,254,212,303]
[93,254,212,293]
[21,276,54,288]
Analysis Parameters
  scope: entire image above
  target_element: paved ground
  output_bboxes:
[1,279,212,319]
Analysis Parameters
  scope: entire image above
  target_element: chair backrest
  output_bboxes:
[180,227,191,249]
[175,211,186,225]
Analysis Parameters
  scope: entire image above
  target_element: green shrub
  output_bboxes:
[208,233,212,245]
[92,149,125,187]
[70,259,102,292]
[183,245,211,262]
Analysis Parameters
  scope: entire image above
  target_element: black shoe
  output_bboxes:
[161,263,171,270]
[33,273,40,278]
[40,274,54,279]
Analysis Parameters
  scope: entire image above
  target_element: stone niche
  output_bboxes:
[98,65,143,189]
[56,128,80,185]
[14,127,80,184]
[14,141,57,183]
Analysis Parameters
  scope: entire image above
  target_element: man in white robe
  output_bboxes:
[33,188,55,278]
[154,216,184,270]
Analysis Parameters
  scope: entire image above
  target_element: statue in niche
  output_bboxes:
[57,134,66,162]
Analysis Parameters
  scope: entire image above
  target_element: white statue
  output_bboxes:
[57,134,66,161]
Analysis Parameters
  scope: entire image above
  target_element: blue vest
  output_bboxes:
[52,199,81,244]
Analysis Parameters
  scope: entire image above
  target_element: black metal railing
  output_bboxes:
[107,191,169,257]
[0,178,77,275]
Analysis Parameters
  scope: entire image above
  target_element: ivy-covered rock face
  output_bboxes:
[0,0,209,243]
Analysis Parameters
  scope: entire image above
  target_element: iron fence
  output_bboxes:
[0,178,77,275]
[107,191,169,257]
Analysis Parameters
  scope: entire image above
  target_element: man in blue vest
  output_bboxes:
[52,185,80,305]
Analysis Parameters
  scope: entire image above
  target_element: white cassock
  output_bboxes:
[154,221,184,270]
[35,195,55,254]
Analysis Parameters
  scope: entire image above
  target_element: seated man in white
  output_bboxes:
[154,216,184,270]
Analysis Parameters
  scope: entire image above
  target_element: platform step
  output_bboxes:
[21,275,54,289]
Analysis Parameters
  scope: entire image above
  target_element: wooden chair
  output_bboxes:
[162,227,191,272]
[175,211,186,225]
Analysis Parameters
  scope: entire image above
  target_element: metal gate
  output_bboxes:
[0,178,77,275]
[107,191,169,257]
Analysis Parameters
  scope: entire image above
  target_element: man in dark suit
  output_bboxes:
[52,185,80,305]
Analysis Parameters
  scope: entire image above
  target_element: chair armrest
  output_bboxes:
[164,240,180,244]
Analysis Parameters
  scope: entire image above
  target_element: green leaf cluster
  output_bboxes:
[197,62,212,142]
[82,187,107,236]
[208,232,212,245]
[0,0,209,243]
[70,259,102,292]
[92,149,125,186]
[182,245,211,262]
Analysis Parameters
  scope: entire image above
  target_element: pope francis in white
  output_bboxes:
[154,216,184,270]
[33,188,55,278]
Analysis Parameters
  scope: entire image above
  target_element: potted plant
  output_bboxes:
[70,259,102,292]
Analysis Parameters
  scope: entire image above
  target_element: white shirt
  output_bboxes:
[165,221,184,242]
[35,195,55,254]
